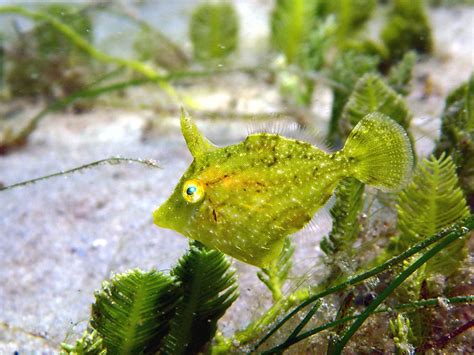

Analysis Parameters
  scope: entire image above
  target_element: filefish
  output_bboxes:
[153,110,413,267]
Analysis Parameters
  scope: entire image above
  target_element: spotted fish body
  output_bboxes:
[154,110,413,267]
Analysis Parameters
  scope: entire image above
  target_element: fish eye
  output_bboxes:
[182,179,205,203]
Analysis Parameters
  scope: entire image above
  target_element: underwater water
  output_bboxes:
[0,1,473,353]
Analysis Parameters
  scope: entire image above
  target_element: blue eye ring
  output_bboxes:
[182,179,205,203]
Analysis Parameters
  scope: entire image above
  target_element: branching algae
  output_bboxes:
[154,110,414,267]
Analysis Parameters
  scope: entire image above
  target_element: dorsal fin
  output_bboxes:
[180,108,217,158]
[247,119,328,150]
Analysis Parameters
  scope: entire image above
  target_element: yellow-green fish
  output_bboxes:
[154,110,413,267]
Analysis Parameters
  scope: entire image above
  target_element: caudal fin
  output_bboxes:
[342,112,414,192]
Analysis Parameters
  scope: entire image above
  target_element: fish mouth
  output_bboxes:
[153,204,190,239]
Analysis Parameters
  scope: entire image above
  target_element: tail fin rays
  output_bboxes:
[342,112,414,192]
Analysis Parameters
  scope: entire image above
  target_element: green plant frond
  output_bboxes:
[328,51,380,144]
[3,4,93,99]
[134,27,188,71]
[60,329,105,355]
[257,237,295,302]
[34,4,92,58]
[300,15,336,71]
[340,73,411,137]
[435,75,474,210]
[321,178,364,258]
[396,154,470,275]
[320,0,376,41]
[274,14,335,106]
[387,51,417,96]
[189,2,239,62]
[161,241,239,355]
[392,260,428,345]
[381,0,433,63]
[389,314,415,355]
[0,33,5,91]
[441,74,474,137]
[342,38,389,63]
[91,269,180,354]
[270,0,319,66]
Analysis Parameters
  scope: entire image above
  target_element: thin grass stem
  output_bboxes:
[285,300,322,342]
[254,215,474,350]
[0,6,162,79]
[0,157,160,191]
[263,295,474,353]
[331,215,474,353]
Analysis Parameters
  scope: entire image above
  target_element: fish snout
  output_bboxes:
[153,205,174,229]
